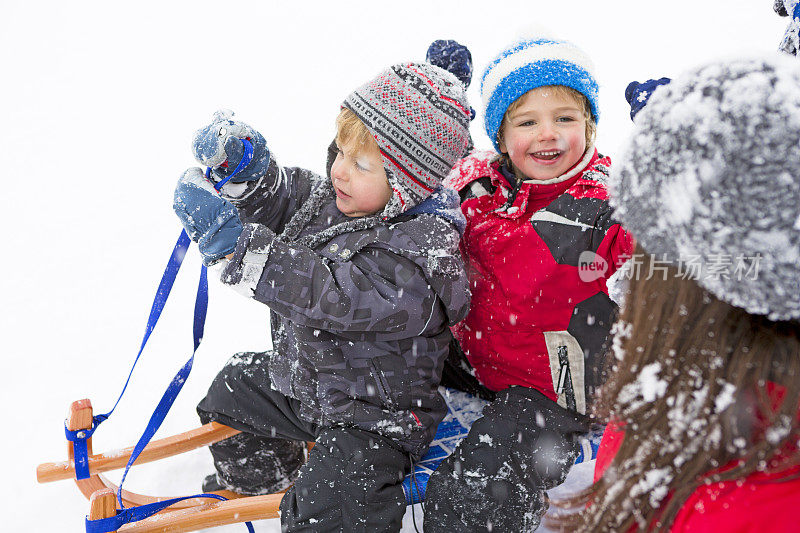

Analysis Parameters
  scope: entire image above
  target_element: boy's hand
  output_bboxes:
[775,1,800,56]
[191,110,271,184]
[775,0,794,17]
[173,167,243,265]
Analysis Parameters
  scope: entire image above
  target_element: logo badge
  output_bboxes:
[578,251,608,282]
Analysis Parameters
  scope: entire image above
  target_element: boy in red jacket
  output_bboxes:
[424,37,632,532]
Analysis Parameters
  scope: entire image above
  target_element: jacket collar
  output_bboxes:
[490,147,599,219]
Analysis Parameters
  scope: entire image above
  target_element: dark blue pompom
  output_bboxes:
[426,39,473,88]
[625,78,672,121]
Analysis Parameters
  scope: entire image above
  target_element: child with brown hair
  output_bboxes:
[424,37,633,532]
[172,63,472,531]
[562,54,800,532]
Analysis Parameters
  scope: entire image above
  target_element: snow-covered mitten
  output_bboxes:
[776,0,790,16]
[625,78,671,121]
[776,1,800,56]
[191,110,270,184]
[173,167,243,265]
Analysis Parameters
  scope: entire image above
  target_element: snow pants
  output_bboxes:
[425,343,590,532]
[197,351,410,532]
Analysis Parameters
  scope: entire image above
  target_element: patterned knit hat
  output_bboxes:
[343,63,472,217]
[611,54,800,322]
[480,37,599,152]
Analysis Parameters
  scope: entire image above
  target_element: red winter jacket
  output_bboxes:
[595,422,800,532]
[445,149,633,414]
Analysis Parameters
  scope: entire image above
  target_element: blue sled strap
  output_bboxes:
[113,139,254,506]
[65,229,194,482]
[63,141,252,511]
[63,140,254,483]
[65,418,99,481]
[85,493,255,533]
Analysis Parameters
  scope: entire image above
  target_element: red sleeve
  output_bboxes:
[594,420,625,482]
[671,466,800,533]
[597,223,635,278]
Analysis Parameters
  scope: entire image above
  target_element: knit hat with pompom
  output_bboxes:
[343,63,472,217]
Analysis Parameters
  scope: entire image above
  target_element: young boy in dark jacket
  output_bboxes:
[172,63,472,532]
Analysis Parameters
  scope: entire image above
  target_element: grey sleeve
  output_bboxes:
[220,224,447,338]
[218,156,320,234]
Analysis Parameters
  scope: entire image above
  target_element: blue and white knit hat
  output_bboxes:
[480,37,599,152]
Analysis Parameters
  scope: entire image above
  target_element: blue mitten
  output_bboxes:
[173,167,243,265]
[775,1,800,56]
[192,110,270,184]
[625,78,671,120]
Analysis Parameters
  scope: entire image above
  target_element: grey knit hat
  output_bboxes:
[343,63,472,217]
[611,54,800,321]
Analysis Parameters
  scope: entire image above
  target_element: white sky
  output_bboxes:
[1,1,788,531]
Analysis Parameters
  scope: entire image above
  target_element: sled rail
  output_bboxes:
[37,399,241,484]
[86,487,283,533]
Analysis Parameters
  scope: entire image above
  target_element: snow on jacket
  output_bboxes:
[444,148,633,414]
[216,152,470,458]
[595,422,800,532]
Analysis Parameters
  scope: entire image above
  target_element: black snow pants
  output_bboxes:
[197,351,410,533]
[424,343,590,532]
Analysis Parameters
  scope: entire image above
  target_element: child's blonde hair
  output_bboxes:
[335,108,379,154]
[497,85,597,151]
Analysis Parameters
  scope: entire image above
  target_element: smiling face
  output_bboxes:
[498,86,590,181]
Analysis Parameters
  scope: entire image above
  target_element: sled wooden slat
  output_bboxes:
[89,488,118,521]
[37,399,245,510]
[37,400,241,484]
[77,471,246,508]
[117,493,284,533]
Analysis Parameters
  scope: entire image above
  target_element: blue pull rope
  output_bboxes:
[96,232,193,426]
[68,231,192,482]
[93,138,254,429]
[115,264,207,505]
[84,493,256,533]
[114,139,253,507]
[67,139,254,530]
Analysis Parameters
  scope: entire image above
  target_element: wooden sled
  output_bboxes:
[37,391,602,532]
[37,399,278,532]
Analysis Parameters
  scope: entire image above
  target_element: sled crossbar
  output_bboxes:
[37,400,240,484]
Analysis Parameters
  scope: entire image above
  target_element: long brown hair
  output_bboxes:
[553,245,800,531]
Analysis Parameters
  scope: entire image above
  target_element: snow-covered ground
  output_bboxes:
[2,1,785,531]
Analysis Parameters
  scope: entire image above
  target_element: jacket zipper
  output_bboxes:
[368,359,396,411]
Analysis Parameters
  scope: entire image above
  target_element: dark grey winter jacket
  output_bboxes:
[218,154,470,457]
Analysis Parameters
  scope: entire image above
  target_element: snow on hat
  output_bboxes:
[343,63,472,217]
[611,54,800,321]
[625,78,672,121]
[480,37,599,152]
[426,39,473,88]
